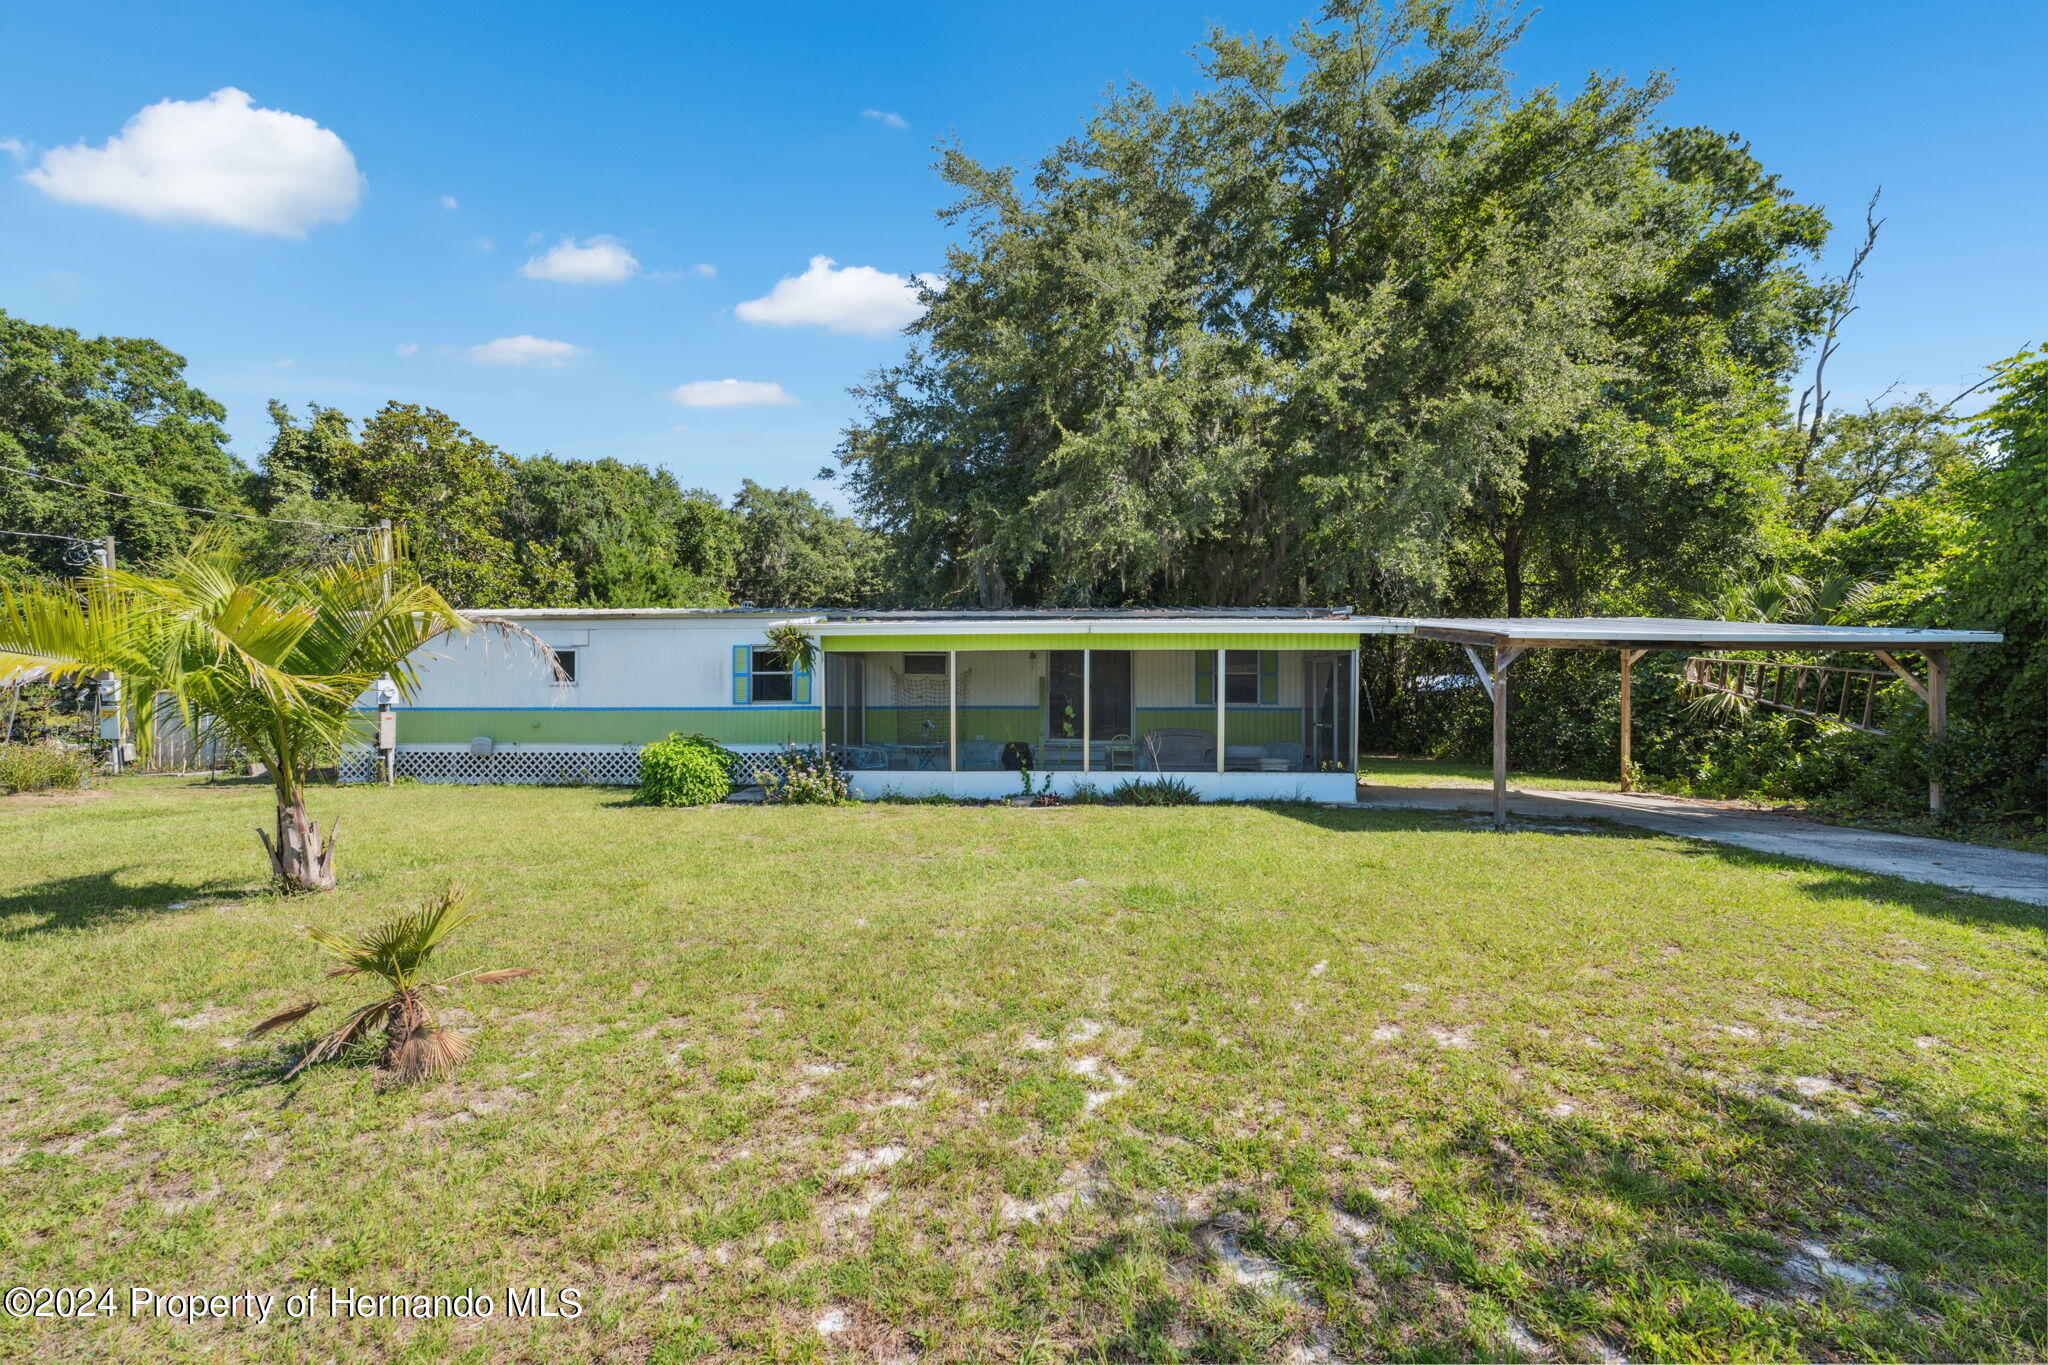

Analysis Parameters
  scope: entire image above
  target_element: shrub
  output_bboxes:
[0,743,95,794]
[1110,776,1201,806]
[637,733,736,806]
[760,745,850,805]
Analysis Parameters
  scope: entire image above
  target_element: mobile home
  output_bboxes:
[347,607,1397,802]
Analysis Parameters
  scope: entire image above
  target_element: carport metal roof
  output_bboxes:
[1407,616,2005,830]
[1408,617,2003,651]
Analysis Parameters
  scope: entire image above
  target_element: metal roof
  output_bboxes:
[814,614,1403,637]
[1408,617,2003,650]
[478,605,1368,622]
[466,607,2001,651]
[474,606,1398,635]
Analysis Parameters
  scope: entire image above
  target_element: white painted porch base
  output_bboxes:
[843,769,1356,803]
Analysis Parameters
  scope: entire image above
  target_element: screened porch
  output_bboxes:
[822,646,1354,776]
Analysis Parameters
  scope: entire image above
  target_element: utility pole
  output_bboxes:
[377,517,392,601]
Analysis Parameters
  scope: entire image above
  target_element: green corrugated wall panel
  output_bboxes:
[398,709,816,745]
[822,632,1359,653]
[860,706,1035,744]
[1132,707,1303,743]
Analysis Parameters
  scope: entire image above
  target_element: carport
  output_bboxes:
[1407,618,2006,831]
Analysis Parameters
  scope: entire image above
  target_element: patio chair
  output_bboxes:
[831,743,888,771]
[1040,737,1086,770]
[1262,741,1305,772]
[1140,727,1215,772]
[1224,744,1266,771]
[957,739,1002,770]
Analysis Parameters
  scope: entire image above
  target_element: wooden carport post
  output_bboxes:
[1619,649,1647,792]
[1875,648,1950,815]
[1458,641,1523,831]
[1927,650,1948,815]
[1489,646,1522,832]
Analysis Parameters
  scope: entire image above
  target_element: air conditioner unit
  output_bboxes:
[470,736,495,755]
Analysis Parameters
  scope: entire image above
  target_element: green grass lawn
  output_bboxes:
[1356,756,1625,793]
[2,778,2042,1363]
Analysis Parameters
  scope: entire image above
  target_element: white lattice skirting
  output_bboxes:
[339,748,641,786]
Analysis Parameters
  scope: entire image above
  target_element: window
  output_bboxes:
[901,653,948,675]
[733,644,811,704]
[1224,650,1260,704]
[551,649,577,684]
[749,647,794,702]
[1199,650,1275,705]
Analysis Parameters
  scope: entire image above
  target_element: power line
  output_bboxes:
[0,463,375,531]
[0,527,91,542]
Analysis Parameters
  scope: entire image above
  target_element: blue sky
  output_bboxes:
[2,1,2042,510]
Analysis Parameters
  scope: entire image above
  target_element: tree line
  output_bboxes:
[0,310,889,610]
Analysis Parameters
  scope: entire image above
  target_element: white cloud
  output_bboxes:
[735,255,935,335]
[468,335,587,366]
[396,341,419,357]
[670,379,795,408]
[474,236,495,252]
[439,193,458,210]
[21,88,359,236]
[692,262,717,278]
[520,234,639,284]
[860,109,909,130]
[0,138,26,162]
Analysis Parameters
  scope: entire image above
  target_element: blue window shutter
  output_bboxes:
[732,645,752,704]
[793,657,812,704]
[1259,651,1278,705]
[1194,652,1214,705]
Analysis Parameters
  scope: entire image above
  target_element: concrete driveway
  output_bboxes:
[1352,783,2048,907]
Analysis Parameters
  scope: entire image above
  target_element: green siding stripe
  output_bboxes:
[399,708,816,745]
[399,706,1305,748]
[822,632,1358,653]
[860,706,1038,745]
[1134,707,1303,743]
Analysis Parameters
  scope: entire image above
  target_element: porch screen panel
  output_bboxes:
[1221,650,1313,771]
[952,650,1043,772]
[825,653,866,756]
[1132,650,1218,772]
[1300,650,1355,773]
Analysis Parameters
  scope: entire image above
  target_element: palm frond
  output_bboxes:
[245,998,324,1039]
[449,613,569,686]
[301,884,486,989]
[763,623,818,673]
[385,1025,472,1084]
[467,968,536,985]
[283,998,391,1079]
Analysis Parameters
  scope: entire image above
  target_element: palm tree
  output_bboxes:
[0,532,556,892]
[247,883,530,1083]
